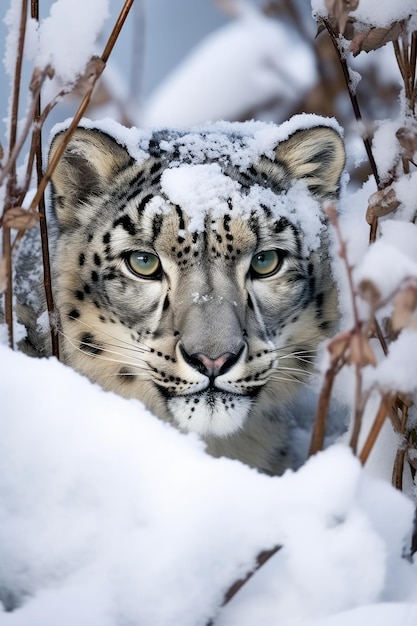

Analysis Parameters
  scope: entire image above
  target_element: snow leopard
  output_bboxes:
[48,116,345,475]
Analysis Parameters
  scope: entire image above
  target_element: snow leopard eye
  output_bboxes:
[250,250,283,278]
[126,251,162,279]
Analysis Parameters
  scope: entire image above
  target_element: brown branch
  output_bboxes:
[3,0,28,348]
[26,0,135,214]
[206,546,281,626]
[309,360,342,456]
[0,67,51,189]
[358,397,390,464]
[321,18,381,242]
[30,0,59,358]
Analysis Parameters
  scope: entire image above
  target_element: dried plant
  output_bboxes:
[0,0,135,354]
[308,3,417,492]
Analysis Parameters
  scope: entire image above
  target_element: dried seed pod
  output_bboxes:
[348,334,376,367]
[328,331,351,362]
[325,0,358,33]
[392,286,417,332]
[349,22,403,56]
[72,56,106,98]
[357,278,381,307]
[396,127,417,162]
[2,207,39,230]
[366,187,400,223]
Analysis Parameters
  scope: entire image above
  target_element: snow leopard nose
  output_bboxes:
[180,344,245,377]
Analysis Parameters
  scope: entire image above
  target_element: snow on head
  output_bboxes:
[160,163,241,232]
[149,115,341,251]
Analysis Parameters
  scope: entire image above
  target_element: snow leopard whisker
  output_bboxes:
[61,315,154,354]
[57,330,151,372]
[275,365,311,376]
[270,373,311,388]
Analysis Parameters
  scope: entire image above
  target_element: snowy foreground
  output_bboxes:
[1,345,417,626]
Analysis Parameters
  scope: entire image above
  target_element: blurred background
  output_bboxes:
[0,0,403,182]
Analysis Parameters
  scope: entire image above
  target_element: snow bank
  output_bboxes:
[0,345,416,625]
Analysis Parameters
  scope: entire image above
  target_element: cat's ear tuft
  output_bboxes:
[275,126,345,199]
[49,128,134,228]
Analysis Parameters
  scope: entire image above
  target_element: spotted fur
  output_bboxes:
[49,120,345,475]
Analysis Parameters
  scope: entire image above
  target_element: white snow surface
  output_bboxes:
[25,0,109,84]
[0,345,417,626]
[311,0,417,28]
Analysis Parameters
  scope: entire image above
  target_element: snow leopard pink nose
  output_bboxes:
[192,352,234,377]
[180,344,245,377]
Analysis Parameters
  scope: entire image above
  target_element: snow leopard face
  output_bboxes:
[49,119,345,474]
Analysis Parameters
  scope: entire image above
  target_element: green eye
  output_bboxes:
[126,251,161,279]
[250,250,282,278]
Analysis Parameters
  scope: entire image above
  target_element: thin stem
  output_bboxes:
[31,0,60,358]
[27,0,136,213]
[358,397,389,465]
[206,546,281,626]
[0,68,49,189]
[3,0,28,348]
[321,18,381,242]
[101,0,135,64]
[309,362,341,456]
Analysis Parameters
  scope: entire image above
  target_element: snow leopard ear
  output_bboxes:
[275,126,345,199]
[49,128,134,228]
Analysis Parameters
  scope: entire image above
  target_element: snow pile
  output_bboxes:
[24,0,110,84]
[0,345,416,626]
[141,11,317,127]
[311,0,417,27]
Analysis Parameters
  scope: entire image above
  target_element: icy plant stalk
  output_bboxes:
[311,0,417,488]
[0,0,135,352]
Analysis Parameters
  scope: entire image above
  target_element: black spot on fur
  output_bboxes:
[91,271,99,282]
[137,193,153,214]
[103,232,111,244]
[113,214,136,236]
[94,253,101,266]
[150,162,162,175]
[68,309,80,320]
[274,217,291,234]
[79,332,102,355]
[118,367,136,382]
[175,206,185,231]
[79,253,85,266]
[75,290,84,301]
[163,295,170,311]
[152,213,163,238]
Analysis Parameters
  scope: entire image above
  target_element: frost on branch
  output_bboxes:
[314,0,416,56]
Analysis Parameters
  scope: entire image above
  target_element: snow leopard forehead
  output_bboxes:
[49,117,344,257]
